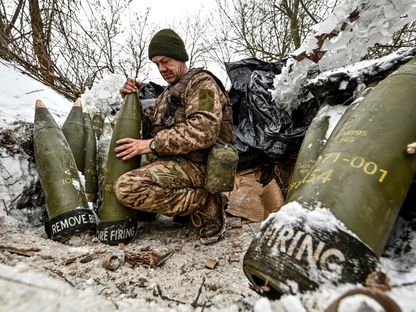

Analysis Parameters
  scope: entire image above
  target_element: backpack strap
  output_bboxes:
[202,69,228,96]
[164,68,204,119]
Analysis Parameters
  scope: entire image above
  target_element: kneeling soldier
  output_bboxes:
[115,29,234,244]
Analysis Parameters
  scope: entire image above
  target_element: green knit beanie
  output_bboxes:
[148,29,189,62]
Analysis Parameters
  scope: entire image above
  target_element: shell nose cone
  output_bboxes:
[35,99,45,108]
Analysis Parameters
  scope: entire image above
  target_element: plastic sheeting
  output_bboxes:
[139,81,165,109]
[225,58,313,161]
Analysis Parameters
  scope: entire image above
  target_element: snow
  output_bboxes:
[281,296,308,312]
[338,295,386,312]
[0,60,72,125]
[255,200,416,311]
[0,60,73,225]
[311,104,348,143]
[80,74,125,117]
[325,106,347,141]
[307,46,416,85]
[253,297,274,311]
[264,201,349,234]
[1,58,261,311]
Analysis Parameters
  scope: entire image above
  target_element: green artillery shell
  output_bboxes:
[243,203,378,298]
[292,58,416,255]
[92,112,104,140]
[83,112,98,202]
[33,100,96,242]
[62,99,86,172]
[325,81,379,143]
[287,103,331,198]
[243,59,416,298]
[97,117,113,203]
[97,93,142,245]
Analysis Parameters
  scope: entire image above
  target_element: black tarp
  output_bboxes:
[225,58,315,164]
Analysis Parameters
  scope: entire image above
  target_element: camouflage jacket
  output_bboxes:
[143,69,233,163]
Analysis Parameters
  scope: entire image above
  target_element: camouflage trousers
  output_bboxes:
[114,156,210,216]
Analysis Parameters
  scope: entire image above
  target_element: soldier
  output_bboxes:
[114,29,234,245]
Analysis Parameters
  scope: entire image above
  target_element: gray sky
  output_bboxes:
[137,0,216,24]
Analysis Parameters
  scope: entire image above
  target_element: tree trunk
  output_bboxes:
[28,0,54,83]
[280,0,302,50]
[289,0,302,49]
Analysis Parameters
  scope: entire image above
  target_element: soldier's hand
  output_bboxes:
[407,142,416,154]
[120,78,141,98]
[114,138,152,160]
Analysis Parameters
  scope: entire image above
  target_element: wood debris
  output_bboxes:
[249,279,271,295]
[0,244,40,257]
[228,254,240,263]
[64,251,106,265]
[124,248,174,268]
[204,259,218,269]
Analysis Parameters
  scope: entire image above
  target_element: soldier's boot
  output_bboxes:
[191,193,226,245]
[172,214,191,224]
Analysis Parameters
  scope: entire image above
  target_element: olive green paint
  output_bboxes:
[62,105,86,172]
[99,93,142,222]
[33,106,89,219]
[92,112,104,140]
[286,102,331,199]
[288,58,416,256]
[242,60,416,298]
[83,112,98,202]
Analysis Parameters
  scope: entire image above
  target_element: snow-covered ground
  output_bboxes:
[0,59,73,124]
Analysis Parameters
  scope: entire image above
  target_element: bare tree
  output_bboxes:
[175,12,215,69]
[0,0,154,99]
[117,7,155,79]
[211,0,337,62]
[0,0,25,59]
[28,0,53,82]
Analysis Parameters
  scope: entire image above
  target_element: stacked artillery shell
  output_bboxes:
[286,91,378,197]
[92,112,104,140]
[321,81,380,147]
[96,117,113,204]
[97,93,142,245]
[62,99,86,172]
[83,110,98,202]
[288,84,381,199]
[286,98,333,198]
[33,100,97,242]
[243,58,416,298]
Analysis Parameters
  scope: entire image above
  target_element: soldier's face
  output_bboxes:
[152,56,186,84]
